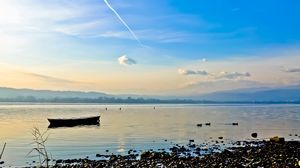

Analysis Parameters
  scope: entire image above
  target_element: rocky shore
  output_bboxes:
[51,140,300,168]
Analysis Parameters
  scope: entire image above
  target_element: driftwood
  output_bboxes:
[0,142,6,160]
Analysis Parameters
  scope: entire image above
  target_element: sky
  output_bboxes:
[0,0,300,95]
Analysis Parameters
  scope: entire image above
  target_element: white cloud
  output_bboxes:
[118,55,136,65]
[179,80,273,95]
[284,68,300,73]
[178,68,208,75]
[217,71,251,79]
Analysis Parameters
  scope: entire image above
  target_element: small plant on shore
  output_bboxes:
[27,127,50,168]
[0,142,6,160]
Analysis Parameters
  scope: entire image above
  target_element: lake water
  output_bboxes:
[0,104,299,167]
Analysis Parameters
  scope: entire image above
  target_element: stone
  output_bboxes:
[141,151,151,159]
[251,133,258,138]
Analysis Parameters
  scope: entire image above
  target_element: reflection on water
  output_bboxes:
[0,104,299,166]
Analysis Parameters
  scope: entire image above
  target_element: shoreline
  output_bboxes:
[47,140,300,168]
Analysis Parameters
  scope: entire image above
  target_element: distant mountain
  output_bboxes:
[0,87,199,104]
[196,85,300,102]
[0,87,110,99]
[1,85,300,103]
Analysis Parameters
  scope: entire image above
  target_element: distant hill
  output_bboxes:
[0,87,110,99]
[196,85,300,102]
[0,85,300,103]
[0,87,199,104]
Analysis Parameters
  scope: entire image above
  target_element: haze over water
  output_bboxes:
[0,104,299,167]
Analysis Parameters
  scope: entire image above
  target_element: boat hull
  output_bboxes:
[48,116,100,128]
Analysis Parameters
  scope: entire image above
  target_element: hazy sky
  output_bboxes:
[0,0,300,95]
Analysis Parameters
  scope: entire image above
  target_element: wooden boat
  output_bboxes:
[48,116,100,128]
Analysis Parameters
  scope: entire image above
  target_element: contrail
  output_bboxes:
[103,0,142,45]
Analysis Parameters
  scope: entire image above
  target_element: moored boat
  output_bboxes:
[48,116,100,128]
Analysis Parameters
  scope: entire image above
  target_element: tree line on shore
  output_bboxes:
[0,96,300,104]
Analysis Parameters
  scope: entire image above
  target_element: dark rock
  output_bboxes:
[189,144,196,148]
[141,151,151,159]
[56,159,63,163]
[279,137,285,143]
[197,124,202,127]
[64,159,72,164]
[270,136,285,144]
[194,151,200,155]
[189,139,194,143]
[0,161,4,164]
[232,123,238,126]
[205,123,211,126]
[51,140,300,168]
[251,133,258,138]
[149,152,160,159]
[218,136,223,139]
[110,155,118,162]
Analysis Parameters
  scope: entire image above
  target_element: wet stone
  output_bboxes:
[197,124,202,127]
[51,140,300,168]
[251,133,258,138]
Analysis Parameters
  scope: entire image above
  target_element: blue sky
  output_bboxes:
[0,0,300,95]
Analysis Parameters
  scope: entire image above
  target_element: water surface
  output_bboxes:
[0,104,299,167]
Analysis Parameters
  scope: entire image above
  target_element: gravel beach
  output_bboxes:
[50,140,300,168]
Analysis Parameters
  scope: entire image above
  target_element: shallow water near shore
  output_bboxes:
[0,104,299,167]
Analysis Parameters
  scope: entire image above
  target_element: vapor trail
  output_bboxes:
[103,0,142,45]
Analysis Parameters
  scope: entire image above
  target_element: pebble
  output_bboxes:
[205,123,211,126]
[251,133,258,138]
[197,124,202,127]
[51,141,300,168]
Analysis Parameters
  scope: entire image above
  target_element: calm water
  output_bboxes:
[0,104,300,167]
